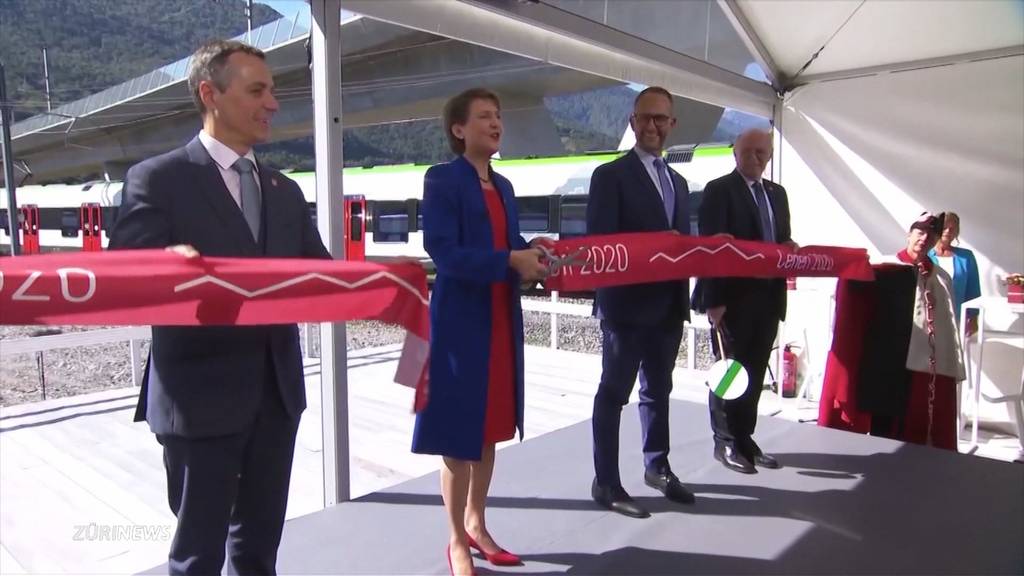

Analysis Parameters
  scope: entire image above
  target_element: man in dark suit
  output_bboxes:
[586,87,696,519]
[109,40,330,574]
[694,128,797,474]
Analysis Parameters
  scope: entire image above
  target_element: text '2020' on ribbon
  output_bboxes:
[543,232,874,291]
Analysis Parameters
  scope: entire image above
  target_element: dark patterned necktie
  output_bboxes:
[752,181,774,242]
[654,157,675,225]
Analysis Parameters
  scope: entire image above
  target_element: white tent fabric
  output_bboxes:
[740,0,1024,81]
[720,0,1024,289]
[724,0,1023,431]
[776,54,1024,431]
[780,54,1024,290]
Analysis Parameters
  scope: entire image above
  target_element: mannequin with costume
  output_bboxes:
[820,212,965,450]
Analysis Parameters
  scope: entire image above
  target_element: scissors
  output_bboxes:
[536,245,589,275]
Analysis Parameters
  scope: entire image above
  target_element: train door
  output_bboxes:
[80,203,103,251]
[20,205,41,254]
[344,194,366,261]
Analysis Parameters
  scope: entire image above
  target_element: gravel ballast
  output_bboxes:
[1,297,714,407]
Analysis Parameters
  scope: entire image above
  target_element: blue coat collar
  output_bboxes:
[454,154,496,183]
[452,155,514,201]
[451,155,518,248]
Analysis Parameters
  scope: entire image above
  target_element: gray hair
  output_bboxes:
[734,128,773,148]
[187,40,266,115]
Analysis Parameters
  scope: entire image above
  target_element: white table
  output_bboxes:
[960,296,1024,452]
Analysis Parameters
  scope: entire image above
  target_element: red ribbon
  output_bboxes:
[545,232,874,291]
[1,236,873,412]
[0,250,430,409]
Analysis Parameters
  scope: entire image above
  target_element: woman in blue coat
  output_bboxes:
[412,88,549,576]
[928,212,981,335]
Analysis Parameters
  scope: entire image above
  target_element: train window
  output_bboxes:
[372,201,409,243]
[559,195,588,238]
[404,199,419,232]
[516,197,550,232]
[60,209,79,238]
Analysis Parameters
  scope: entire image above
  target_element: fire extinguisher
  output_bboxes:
[782,344,798,398]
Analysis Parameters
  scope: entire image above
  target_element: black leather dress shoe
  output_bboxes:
[591,479,650,518]
[744,440,781,469]
[714,444,757,474]
[644,470,695,504]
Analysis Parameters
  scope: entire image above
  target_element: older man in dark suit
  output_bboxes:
[694,128,798,474]
[586,87,696,519]
[110,40,329,574]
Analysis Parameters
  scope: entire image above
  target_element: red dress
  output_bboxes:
[481,184,516,443]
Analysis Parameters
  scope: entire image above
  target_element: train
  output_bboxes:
[1,144,736,259]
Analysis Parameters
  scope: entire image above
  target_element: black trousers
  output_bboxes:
[158,372,300,575]
[709,305,778,454]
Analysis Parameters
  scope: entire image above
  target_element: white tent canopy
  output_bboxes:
[659,0,1023,438]
[732,0,1024,86]
[718,0,1024,294]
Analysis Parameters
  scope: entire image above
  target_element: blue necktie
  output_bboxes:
[752,181,775,242]
[654,158,675,225]
[232,157,261,241]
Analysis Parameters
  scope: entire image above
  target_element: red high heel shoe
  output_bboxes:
[447,543,477,576]
[466,535,522,566]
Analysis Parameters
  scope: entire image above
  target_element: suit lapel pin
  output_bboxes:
[271,177,278,187]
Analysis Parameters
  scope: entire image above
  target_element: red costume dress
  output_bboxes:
[894,250,958,450]
[819,254,963,451]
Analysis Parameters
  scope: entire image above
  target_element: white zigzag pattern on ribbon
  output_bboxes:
[173,271,429,306]
[648,243,766,264]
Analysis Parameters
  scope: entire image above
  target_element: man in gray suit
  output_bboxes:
[110,40,329,574]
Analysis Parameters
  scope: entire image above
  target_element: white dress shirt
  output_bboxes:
[198,131,261,209]
[633,146,674,199]
[936,254,955,279]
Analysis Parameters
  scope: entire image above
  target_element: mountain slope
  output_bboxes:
[0,0,279,120]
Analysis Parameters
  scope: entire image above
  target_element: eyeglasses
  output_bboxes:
[633,113,673,127]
